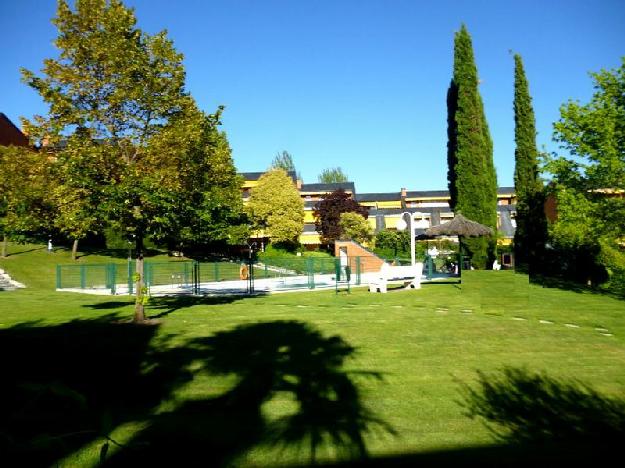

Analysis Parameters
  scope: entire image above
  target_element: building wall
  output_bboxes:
[240,171,518,247]
[334,240,384,273]
[0,113,29,147]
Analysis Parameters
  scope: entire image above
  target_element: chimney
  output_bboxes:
[296,178,302,190]
[400,187,407,209]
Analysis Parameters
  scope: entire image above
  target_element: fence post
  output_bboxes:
[247,258,254,294]
[110,264,117,295]
[80,264,86,289]
[193,261,199,294]
[127,260,133,295]
[145,262,151,288]
[307,257,315,289]
[56,265,61,289]
[426,255,433,280]
[214,262,219,282]
[355,257,361,285]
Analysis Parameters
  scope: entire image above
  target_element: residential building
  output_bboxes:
[0,113,28,147]
[239,169,517,247]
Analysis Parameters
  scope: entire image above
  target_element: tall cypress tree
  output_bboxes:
[447,24,497,268]
[512,54,546,273]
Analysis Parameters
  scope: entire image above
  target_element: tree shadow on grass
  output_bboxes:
[324,367,625,467]
[104,321,393,466]
[147,294,249,318]
[1,245,47,257]
[0,316,199,466]
[530,274,591,294]
[0,318,389,466]
[82,294,251,319]
[460,367,625,446]
[83,301,134,310]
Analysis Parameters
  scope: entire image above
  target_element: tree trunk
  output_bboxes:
[71,239,79,261]
[1,235,7,258]
[134,235,146,323]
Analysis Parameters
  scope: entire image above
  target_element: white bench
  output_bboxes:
[368,262,424,293]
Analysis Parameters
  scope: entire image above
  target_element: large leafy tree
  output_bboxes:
[543,57,625,289]
[446,25,498,268]
[149,107,248,252]
[246,169,304,245]
[318,167,348,183]
[21,0,244,321]
[314,189,368,246]
[0,146,55,257]
[512,54,547,273]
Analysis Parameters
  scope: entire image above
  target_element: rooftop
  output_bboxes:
[300,182,356,194]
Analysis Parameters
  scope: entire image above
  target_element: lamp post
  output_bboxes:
[247,241,257,260]
[396,211,427,266]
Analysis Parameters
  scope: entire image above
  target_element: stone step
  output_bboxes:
[0,268,24,291]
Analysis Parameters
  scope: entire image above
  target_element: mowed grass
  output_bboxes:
[1,243,625,466]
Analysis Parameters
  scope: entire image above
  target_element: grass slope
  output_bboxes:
[1,243,624,466]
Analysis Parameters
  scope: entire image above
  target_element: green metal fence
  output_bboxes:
[56,257,363,295]
[56,263,125,294]
[257,256,361,290]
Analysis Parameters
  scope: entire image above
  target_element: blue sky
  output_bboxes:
[1,0,623,192]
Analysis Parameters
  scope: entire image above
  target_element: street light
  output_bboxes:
[396,211,428,266]
[247,241,257,260]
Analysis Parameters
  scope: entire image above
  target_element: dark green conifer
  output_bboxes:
[446,25,498,268]
[512,54,547,273]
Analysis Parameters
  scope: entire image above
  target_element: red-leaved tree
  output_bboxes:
[314,189,368,246]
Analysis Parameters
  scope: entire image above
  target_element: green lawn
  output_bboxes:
[1,243,624,466]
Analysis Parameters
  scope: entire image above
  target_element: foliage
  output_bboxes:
[271,150,296,172]
[150,108,248,250]
[550,58,625,191]
[246,169,305,244]
[374,229,410,257]
[49,136,110,256]
[314,189,368,245]
[597,239,625,297]
[0,146,55,246]
[512,54,548,273]
[318,167,348,183]
[339,212,374,245]
[373,228,433,261]
[542,58,625,293]
[446,25,498,268]
[20,0,246,320]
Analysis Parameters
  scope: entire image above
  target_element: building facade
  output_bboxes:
[239,171,517,247]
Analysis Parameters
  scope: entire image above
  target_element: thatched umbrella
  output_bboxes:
[426,214,493,237]
[425,214,493,277]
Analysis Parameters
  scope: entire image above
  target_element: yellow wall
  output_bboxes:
[303,211,316,223]
[383,215,402,229]
[299,232,321,245]
[242,180,259,189]
[376,200,402,208]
